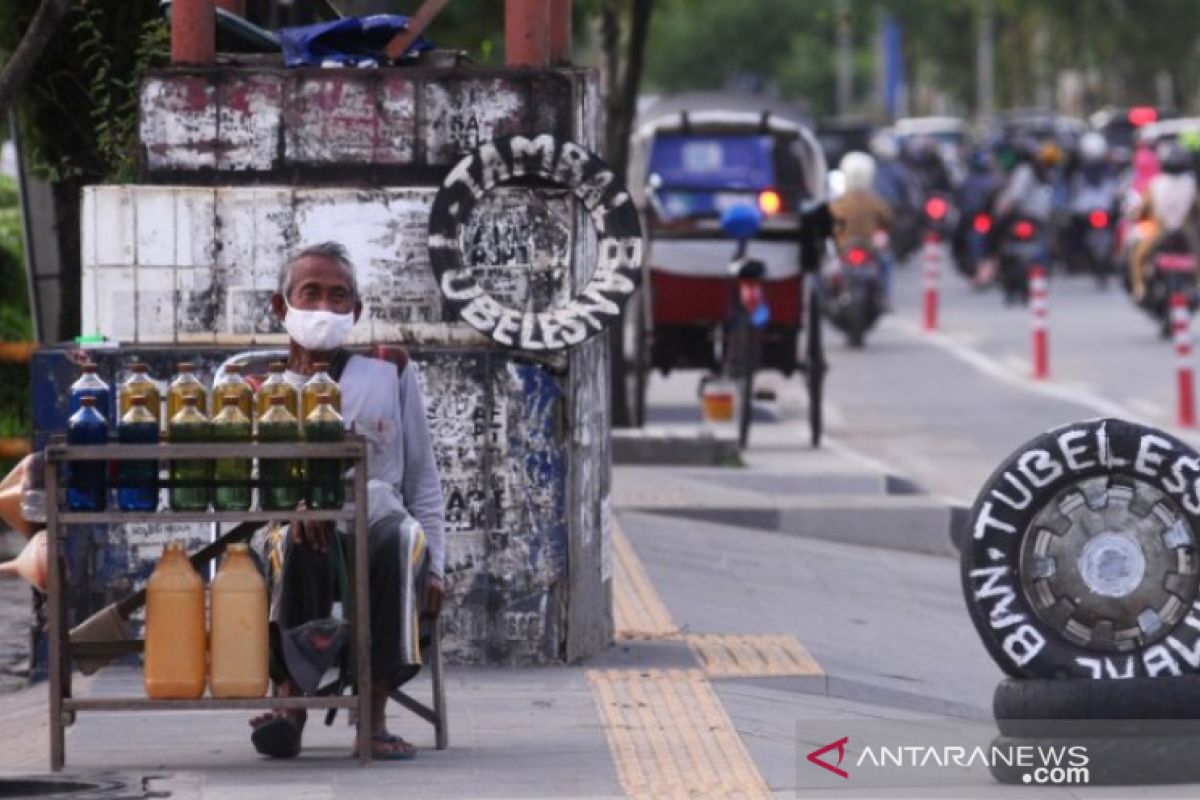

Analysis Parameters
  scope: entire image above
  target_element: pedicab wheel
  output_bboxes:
[737,360,753,450]
[624,290,648,427]
[804,278,825,448]
[632,293,648,428]
[961,418,1200,679]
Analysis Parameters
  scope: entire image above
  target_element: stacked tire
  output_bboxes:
[962,419,1200,786]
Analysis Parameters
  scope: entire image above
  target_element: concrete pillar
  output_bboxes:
[171,0,215,65]
[506,0,552,67]
[549,0,572,65]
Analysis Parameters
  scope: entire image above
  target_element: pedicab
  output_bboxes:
[626,101,830,446]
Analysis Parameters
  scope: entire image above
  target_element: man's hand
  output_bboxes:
[290,501,330,552]
[423,574,445,618]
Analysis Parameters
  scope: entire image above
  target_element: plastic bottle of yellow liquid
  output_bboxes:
[301,362,341,420]
[209,543,268,698]
[167,362,207,424]
[119,362,162,425]
[257,362,299,420]
[212,363,254,420]
[144,541,206,699]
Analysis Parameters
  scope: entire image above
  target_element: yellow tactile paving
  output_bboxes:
[612,517,679,640]
[587,668,773,800]
[687,634,824,678]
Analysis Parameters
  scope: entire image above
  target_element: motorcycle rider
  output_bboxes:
[832,151,894,304]
[1131,141,1200,301]
[994,137,1054,261]
[870,132,920,258]
[1066,131,1119,271]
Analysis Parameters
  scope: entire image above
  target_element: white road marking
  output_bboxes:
[885,316,1141,420]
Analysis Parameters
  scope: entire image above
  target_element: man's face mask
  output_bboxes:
[283,302,355,351]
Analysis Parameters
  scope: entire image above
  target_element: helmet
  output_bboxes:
[1079,131,1107,162]
[1038,140,1063,167]
[840,151,877,191]
[869,132,899,161]
[1159,141,1191,175]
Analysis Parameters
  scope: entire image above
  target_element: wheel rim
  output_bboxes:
[1019,476,1200,653]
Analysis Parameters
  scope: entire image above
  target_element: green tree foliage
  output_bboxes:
[644,0,1200,117]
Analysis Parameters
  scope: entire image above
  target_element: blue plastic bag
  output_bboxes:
[278,15,434,68]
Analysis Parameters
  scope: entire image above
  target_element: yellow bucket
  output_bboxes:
[701,380,736,423]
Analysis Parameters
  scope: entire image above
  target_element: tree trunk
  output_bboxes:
[0,0,72,121]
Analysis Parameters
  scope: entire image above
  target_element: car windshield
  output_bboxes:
[648,134,774,190]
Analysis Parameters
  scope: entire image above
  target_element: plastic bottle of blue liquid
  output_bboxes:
[117,395,160,511]
[67,396,109,511]
[69,364,112,423]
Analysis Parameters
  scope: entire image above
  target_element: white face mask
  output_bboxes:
[283,302,356,351]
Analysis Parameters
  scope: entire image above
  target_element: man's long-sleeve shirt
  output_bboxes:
[288,355,446,577]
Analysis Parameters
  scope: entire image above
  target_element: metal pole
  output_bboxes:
[506,0,552,67]
[171,0,215,66]
[549,0,572,65]
[976,0,995,125]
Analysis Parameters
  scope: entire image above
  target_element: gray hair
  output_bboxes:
[278,241,360,301]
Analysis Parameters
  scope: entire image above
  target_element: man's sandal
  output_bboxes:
[354,733,417,761]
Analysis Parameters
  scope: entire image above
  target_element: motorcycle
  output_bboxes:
[1140,231,1199,339]
[1069,208,1117,288]
[997,216,1045,305]
[823,241,883,348]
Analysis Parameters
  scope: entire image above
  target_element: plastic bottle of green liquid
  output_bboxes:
[304,394,344,510]
[258,395,303,512]
[117,394,160,512]
[168,396,211,511]
[211,395,252,511]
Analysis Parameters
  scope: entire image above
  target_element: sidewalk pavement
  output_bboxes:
[0,400,1000,800]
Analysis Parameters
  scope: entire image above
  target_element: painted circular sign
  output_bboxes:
[427,134,643,351]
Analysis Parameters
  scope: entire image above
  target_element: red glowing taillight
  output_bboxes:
[1089,210,1109,229]
[846,248,868,266]
[758,189,782,215]
[973,213,992,234]
[925,196,948,221]
[1014,220,1035,240]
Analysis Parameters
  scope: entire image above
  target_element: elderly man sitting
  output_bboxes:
[248,241,446,761]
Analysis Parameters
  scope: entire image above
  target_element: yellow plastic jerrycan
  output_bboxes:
[209,543,269,698]
[144,541,206,699]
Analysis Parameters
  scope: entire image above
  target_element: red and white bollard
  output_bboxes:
[1172,292,1196,428]
[922,232,940,331]
[1030,265,1049,380]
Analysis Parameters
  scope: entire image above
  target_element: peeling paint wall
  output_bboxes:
[48,67,612,666]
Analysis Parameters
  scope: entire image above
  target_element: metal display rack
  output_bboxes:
[43,434,373,769]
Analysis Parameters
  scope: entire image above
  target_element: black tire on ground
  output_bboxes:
[993,676,1200,738]
[989,734,1200,786]
[961,418,1200,679]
